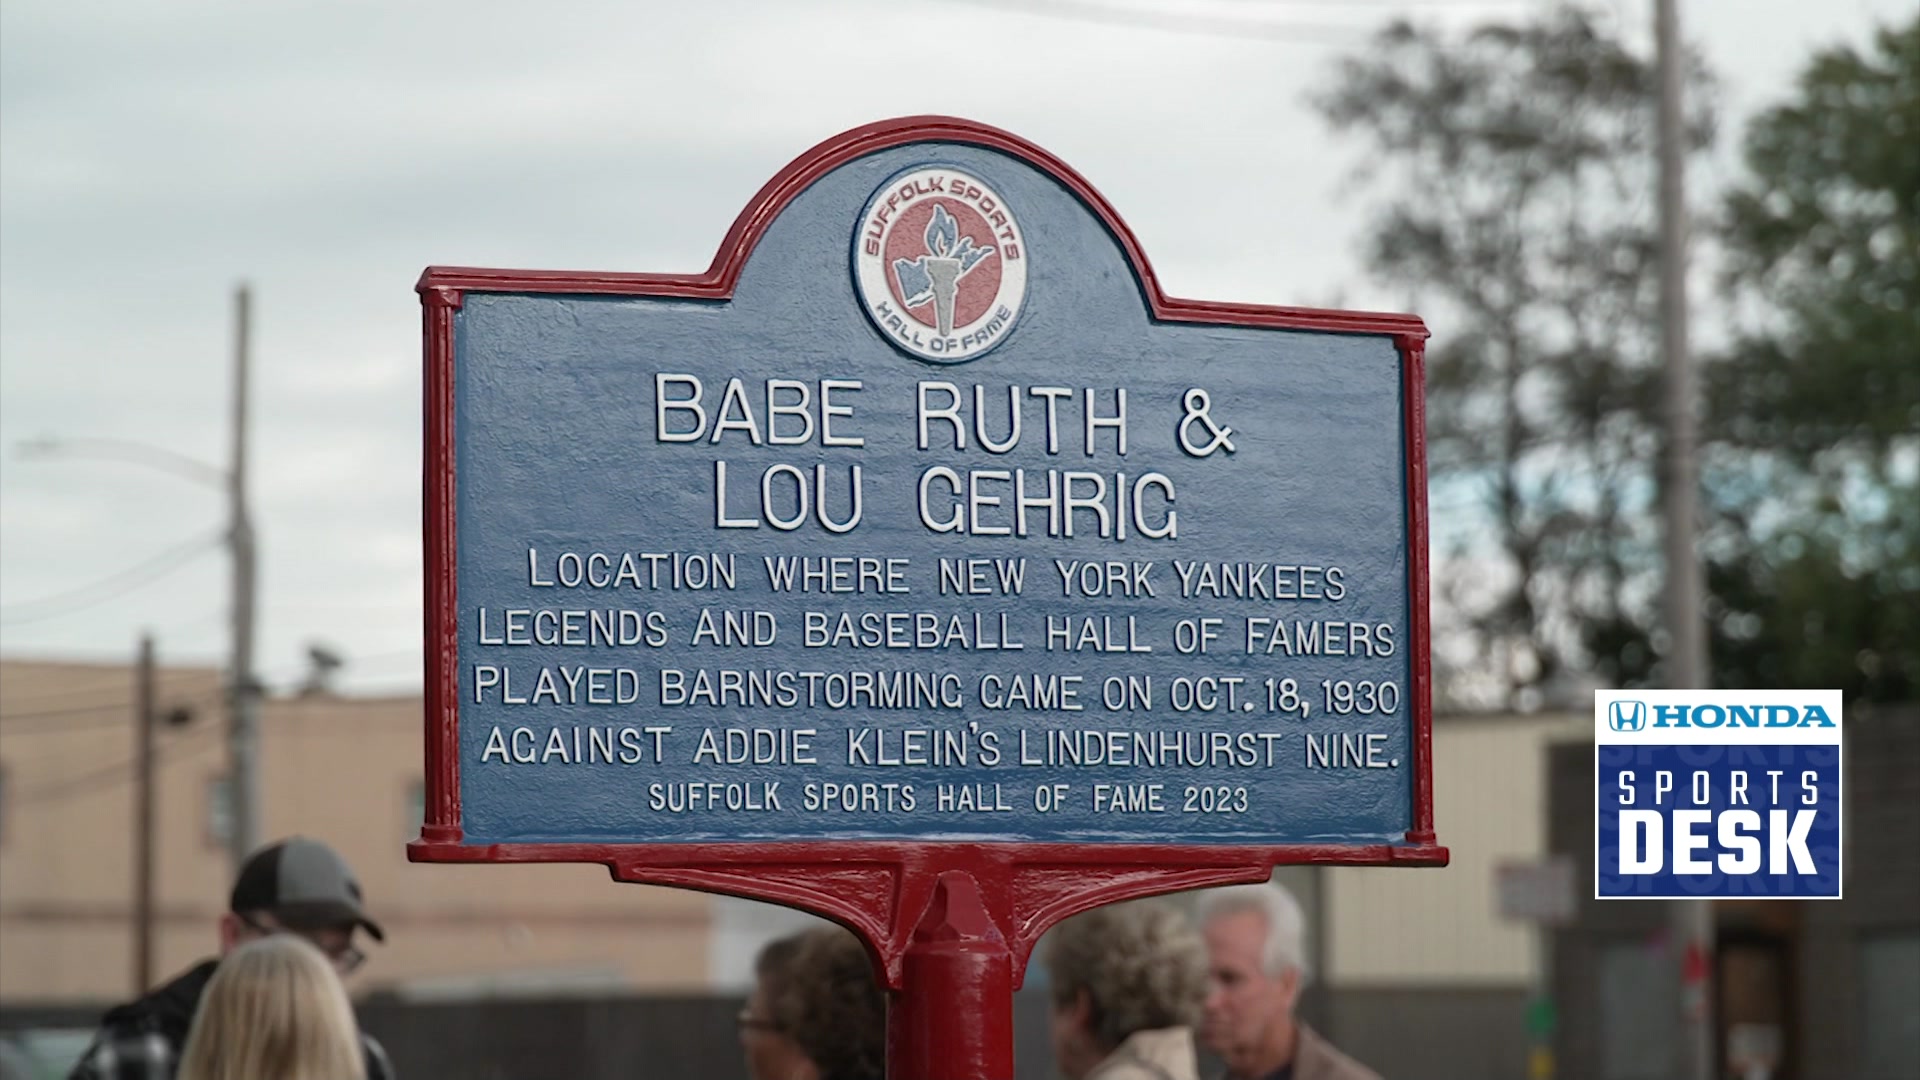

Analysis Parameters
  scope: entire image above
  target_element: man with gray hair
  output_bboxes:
[1196,882,1379,1080]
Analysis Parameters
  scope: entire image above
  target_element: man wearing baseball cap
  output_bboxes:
[68,836,395,1080]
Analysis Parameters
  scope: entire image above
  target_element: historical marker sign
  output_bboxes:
[411,119,1445,1025]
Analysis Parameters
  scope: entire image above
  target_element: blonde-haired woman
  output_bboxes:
[177,934,368,1080]
[1043,899,1208,1080]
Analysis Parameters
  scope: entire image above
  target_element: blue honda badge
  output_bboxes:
[1595,690,1842,899]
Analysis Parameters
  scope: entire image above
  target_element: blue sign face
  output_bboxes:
[449,140,1424,846]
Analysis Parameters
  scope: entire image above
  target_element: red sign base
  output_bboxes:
[410,833,1443,1078]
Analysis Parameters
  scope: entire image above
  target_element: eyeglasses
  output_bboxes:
[238,912,366,975]
[736,1010,783,1035]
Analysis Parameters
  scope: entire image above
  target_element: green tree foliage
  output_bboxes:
[1706,17,1920,702]
[1318,5,1918,707]
[1311,4,1714,709]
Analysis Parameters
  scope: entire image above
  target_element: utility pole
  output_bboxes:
[1654,2,1713,1078]
[134,633,156,994]
[228,283,261,868]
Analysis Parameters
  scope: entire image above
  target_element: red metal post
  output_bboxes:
[1396,330,1437,845]
[417,284,463,846]
[888,871,1015,1080]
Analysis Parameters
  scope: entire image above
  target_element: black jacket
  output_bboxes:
[68,960,393,1080]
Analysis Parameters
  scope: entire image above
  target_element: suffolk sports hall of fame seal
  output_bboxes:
[853,165,1028,363]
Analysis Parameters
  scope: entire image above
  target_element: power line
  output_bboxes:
[11,720,220,806]
[324,648,424,670]
[2,642,424,725]
[0,648,421,727]
[0,670,146,707]
[0,688,224,732]
[942,0,1368,42]
[161,608,229,635]
[0,669,218,717]
[0,699,145,723]
[2,681,217,723]
[0,528,224,626]
[0,649,410,799]
[941,0,1537,45]
[1211,0,1525,6]
[1,712,145,735]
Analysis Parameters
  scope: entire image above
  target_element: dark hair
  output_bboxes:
[766,927,886,1080]
[753,933,804,997]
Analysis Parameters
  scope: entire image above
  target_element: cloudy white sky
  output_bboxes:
[1,0,1906,695]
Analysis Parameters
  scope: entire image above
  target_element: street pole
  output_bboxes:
[134,633,156,994]
[1655,2,1713,1078]
[228,283,262,868]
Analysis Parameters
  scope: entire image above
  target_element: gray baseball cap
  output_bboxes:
[229,836,385,942]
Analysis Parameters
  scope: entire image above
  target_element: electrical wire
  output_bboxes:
[1208,0,1526,7]
[941,0,1532,44]
[0,670,217,715]
[9,719,221,806]
[942,0,1367,41]
[0,669,154,708]
[0,688,224,734]
[0,647,421,729]
[1,699,152,724]
[0,671,220,723]
[0,528,225,626]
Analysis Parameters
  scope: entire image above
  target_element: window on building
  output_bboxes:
[1598,939,1677,1080]
[1860,931,1920,1080]
[405,779,425,837]
[206,774,233,847]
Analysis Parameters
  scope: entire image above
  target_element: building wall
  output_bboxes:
[1304,713,1586,1080]
[0,658,227,1000]
[1325,711,1586,985]
[8,664,1576,1012]
[0,659,711,1004]
[1797,704,1920,1080]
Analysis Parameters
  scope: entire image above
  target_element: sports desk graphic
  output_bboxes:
[1594,690,1843,900]
[413,118,1443,877]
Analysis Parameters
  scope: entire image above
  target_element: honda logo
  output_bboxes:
[1609,700,1647,732]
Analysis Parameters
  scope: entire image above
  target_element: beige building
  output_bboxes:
[0,657,712,1004]
[1325,710,1588,985]
[4,657,1586,1008]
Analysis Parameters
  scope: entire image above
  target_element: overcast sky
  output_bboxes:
[1,0,1906,696]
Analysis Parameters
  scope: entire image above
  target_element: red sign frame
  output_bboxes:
[410,115,1446,1077]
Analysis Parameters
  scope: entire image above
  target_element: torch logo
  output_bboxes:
[853,165,1027,363]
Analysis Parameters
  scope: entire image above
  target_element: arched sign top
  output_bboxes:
[417,114,1428,344]
[411,115,1444,1005]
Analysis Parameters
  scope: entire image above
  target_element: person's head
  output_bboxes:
[741,932,812,1080]
[739,926,885,1080]
[219,836,384,980]
[176,935,366,1080]
[1196,883,1310,1078]
[1042,899,1207,1080]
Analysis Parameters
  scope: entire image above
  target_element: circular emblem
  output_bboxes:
[853,166,1027,363]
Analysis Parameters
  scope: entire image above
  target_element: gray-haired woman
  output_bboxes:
[1042,899,1207,1080]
